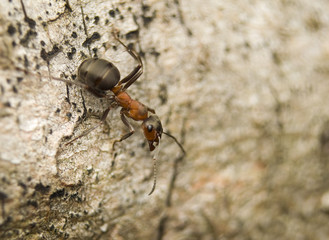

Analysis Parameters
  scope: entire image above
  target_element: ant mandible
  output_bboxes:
[48,31,185,195]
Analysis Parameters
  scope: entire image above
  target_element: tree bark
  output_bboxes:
[1,0,329,239]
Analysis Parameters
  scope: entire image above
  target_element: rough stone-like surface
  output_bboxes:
[1,0,329,239]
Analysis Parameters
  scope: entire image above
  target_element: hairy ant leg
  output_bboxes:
[65,102,113,146]
[112,32,143,91]
[112,109,135,151]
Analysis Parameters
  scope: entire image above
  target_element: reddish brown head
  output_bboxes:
[142,115,163,151]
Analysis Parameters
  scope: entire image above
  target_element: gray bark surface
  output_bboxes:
[1,0,329,239]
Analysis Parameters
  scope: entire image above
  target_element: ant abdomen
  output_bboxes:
[78,58,121,91]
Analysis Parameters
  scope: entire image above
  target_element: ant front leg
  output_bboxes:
[112,109,135,151]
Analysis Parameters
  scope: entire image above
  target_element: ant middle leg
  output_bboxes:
[112,32,143,91]
[65,105,112,146]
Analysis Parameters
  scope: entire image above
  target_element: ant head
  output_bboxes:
[142,115,163,151]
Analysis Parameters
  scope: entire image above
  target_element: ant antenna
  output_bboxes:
[163,131,186,156]
[148,131,185,195]
[148,155,158,195]
[148,134,162,195]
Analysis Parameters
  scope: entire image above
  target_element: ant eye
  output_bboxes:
[147,125,153,132]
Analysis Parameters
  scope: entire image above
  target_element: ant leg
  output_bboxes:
[65,106,111,146]
[112,109,135,150]
[112,32,143,91]
[50,76,89,90]
[14,66,108,97]
[15,66,83,87]
[50,75,107,98]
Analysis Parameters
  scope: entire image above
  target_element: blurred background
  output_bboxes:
[1,0,329,239]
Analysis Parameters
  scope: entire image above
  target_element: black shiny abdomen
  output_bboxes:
[78,58,120,91]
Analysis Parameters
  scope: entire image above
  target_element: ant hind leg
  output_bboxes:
[14,65,99,95]
[112,31,143,91]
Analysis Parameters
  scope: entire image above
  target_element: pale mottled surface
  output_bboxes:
[1,0,329,239]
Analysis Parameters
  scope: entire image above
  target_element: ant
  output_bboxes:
[36,32,185,195]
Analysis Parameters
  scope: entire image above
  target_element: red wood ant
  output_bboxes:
[39,32,185,195]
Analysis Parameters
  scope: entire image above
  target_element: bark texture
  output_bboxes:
[1,0,329,239]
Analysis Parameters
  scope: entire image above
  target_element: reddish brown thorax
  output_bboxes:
[115,90,149,121]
